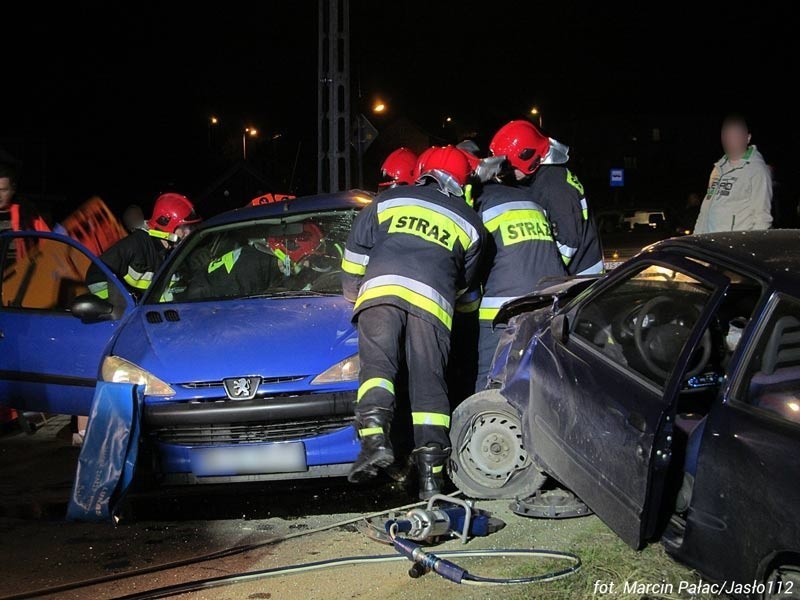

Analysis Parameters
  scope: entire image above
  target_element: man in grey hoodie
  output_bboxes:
[694,115,773,234]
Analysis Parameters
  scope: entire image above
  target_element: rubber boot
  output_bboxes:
[413,445,451,500]
[347,407,395,483]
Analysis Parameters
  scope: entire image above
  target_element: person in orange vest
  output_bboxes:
[0,163,51,428]
[0,163,50,258]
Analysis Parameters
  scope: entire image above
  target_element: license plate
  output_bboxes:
[192,442,307,476]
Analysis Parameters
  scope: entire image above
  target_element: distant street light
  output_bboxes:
[530,106,542,128]
[372,101,387,114]
[243,127,258,160]
[208,116,219,147]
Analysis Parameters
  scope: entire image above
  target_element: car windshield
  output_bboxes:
[148,209,357,303]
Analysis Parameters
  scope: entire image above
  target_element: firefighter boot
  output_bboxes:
[347,408,395,483]
[413,444,451,500]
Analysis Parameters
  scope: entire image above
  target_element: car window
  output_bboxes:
[150,209,358,303]
[572,264,715,387]
[1,235,100,312]
[734,294,800,426]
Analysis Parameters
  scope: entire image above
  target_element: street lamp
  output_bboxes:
[243,127,257,160]
[530,107,542,128]
[208,116,219,147]
[372,100,386,114]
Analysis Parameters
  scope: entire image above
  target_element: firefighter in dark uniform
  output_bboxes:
[87,193,200,300]
[473,182,566,390]
[341,146,488,499]
[379,147,418,188]
[489,120,604,276]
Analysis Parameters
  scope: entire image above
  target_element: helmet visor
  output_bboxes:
[542,138,570,165]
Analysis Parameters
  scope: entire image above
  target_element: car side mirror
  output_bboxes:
[550,312,569,344]
[70,293,114,323]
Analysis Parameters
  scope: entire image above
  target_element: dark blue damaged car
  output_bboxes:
[448,230,800,599]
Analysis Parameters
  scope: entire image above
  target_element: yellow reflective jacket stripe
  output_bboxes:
[341,249,369,275]
[355,275,454,330]
[208,248,242,274]
[88,281,110,299]
[484,209,553,247]
[478,295,517,321]
[377,197,479,249]
[123,266,153,290]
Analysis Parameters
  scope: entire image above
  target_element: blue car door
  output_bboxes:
[0,231,134,416]
[526,257,728,549]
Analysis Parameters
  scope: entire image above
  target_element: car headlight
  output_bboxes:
[101,356,176,396]
[311,354,360,385]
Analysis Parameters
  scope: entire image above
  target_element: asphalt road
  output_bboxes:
[0,415,711,600]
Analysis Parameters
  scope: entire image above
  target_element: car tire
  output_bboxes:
[448,390,546,499]
[764,565,800,599]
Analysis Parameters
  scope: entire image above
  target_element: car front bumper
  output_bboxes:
[143,390,360,482]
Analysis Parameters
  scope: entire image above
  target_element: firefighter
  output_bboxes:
[87,192,200,300]
[473,182,566,390]
[379,147,417,188]
[489,120,603,276]
[342,146,488,499]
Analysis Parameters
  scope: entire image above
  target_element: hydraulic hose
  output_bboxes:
[111,548,581,599]
[1,492,462,600]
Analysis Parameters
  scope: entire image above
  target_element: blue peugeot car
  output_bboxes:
[0,190,373,484]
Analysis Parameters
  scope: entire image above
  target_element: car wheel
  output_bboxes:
[764,565,800,599]
[448,390,546,499]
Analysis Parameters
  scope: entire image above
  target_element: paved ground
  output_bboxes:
[0,415,714,600]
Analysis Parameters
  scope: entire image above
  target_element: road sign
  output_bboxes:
[352,114,378,152]
[610,168,624,188]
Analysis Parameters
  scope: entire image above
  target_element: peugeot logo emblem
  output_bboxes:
[223,376,261,400]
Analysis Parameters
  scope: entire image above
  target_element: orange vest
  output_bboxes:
[9,203,50,259]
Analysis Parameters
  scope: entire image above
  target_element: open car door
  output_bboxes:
[524,257,728,548]
[0,231,134,416]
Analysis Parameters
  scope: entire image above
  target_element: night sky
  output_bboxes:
[4,2,797,220]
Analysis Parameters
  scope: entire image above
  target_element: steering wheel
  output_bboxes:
[634,295,712,380]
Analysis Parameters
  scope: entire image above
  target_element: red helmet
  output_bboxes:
[148,193,200,234]
[416,146,471,187]
[456,147,481,172]
[268,222,324,264]
[489,120,568,175]
[379,148,417,187]
[414,147,437,181]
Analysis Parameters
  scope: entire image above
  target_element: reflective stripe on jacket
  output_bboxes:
[474,183,566,322]
[342,183,488,331]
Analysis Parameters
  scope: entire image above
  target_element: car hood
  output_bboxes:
[110,296,358,384]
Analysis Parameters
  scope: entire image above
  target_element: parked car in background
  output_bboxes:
[449,231,800,599]
[0,190,373,484]
[597,207,683,270]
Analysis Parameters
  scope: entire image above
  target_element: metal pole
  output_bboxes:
[357,116,364,189]
[242,132,247,161]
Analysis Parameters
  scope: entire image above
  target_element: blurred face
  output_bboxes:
[721,122,751,160]
[0,177,15,210]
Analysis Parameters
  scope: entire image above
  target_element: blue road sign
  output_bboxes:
[610,168,624,188]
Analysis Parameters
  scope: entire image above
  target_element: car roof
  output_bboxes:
[199,189,374,228]
[651,230,800,290]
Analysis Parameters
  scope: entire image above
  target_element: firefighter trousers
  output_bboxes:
[356,304,451,449]
[476,322,506,393]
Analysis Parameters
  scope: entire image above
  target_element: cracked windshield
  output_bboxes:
[152,210,358,302]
